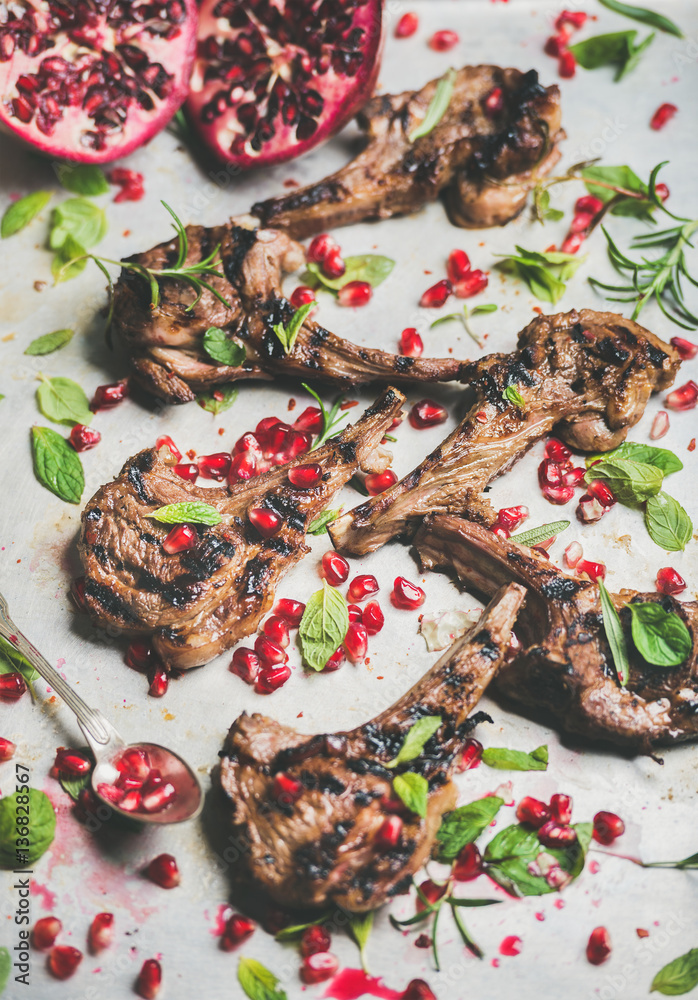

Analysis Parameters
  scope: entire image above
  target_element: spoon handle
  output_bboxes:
[0,592,111,745]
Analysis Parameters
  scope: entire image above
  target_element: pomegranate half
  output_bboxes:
[0,0,198,163]
[186,0,383,169]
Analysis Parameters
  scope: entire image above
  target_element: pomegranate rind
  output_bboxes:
[0,0,198,163]
[185,0,384,169]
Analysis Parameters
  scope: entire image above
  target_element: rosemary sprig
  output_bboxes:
[301,383,349,449]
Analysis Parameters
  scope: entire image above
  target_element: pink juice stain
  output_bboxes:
[30,880,57,910]
[499,935,523,957]
[588,860,600,874]
[553,899,565,910]
[324,969,403,1000]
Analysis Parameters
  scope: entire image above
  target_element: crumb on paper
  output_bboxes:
[614,534,632,554]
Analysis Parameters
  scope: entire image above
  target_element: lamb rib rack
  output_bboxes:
[415,517,698,749]
[112,224,463,406]
[78,387,404,670]
[216,582,525,912]
[252,66,563,239]
[330,309,680,557]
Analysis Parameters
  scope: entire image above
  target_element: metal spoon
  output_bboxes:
[0,593,203,825]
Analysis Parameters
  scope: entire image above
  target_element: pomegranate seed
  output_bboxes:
[539,458,562,488]
[228,451,258,483]
[88,912,114,953]
[256,416,283,445]
[556,9,588,29]
[273,771,303,804]
[118,789,142,812]
[668,337,697,363]
[587,480,616,508]
[592,811,626,845]
[254,634,288,668]
[69,424,101,452]
[322,245,345,279]
[255,663,291,694]
[416,880,447,912]
[301,925,331,958]
[71,575,86,610]
[90,380,128,411]
[538,820,577,847]
[321,551,350,586]
[409,399,448,429]
[290,285,316,309]
[32,916,62,950]
[348,574,379,603]
[273,598,305,628]
[173,462,198,482]
[155,435,181,462]
[516,796,550,828]
[362,601,384,635]
[348,604,362,623]
[338,280,372,307]
[148,667,168,698]
[47,946,82,980]
[392,576,426,610]
[549,793,572,825]
[564,541,583,568]
[136,958,162,999]
[586,927,612,966]
[294,406,323,434]
[544,31,570,57]
[301,952,340,985]
[577,493,606,523]
[650,103,678,130]
[117,747,151,781]
[344,622,368,663]
[497,506,529,532]
[263,616,290,649]
[54,747,91,775]
[141,782,176,812]
[458,738,483,771]
[483,87,504,117]
[576,559,606,583]
[561,232,584,254]
[648,410,669,441]
[288,463,322,489]
[234,432,262,456]
[365,469,398,494]
[399,327,423,358]
[575,195,604,215]
[307,234,336,264]
[375,814,403,849]
[561,466,585,487]
[0,672,27,701]
[559,50,576,77]
[570,211,594,235]
[323,647,346,672]
[198,452,231,480]
[429,29,459,51]
[453,842,483,881]
[0,737,16,761]
[420,278,452,308]
[666,380,698,411]
[162,523,197,554]
[221,914,255,950]
[655,566,687,596]
[146,854,180,889]
[454,269,488,298]
[395,12,418,38]
[655,183,670,202]
[248,507,283,538]
[403,981,437,1000]
[230,647,260,684]
[542,484,575,505]
[447,249,471,283]
[544,438,571,463]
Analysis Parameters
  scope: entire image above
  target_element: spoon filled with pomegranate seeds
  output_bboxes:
[0,593,202,825]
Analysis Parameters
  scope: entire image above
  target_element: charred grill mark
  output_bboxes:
[395,356,416,372]
[339,441,357,464]
[180,536,236,580]
[264,493,305,533]
[264,537,294,557]
[84,578,139,624]
[127,465,153,505]
[309,327,330,347]
[241,556,272,596]
[300,770,346,796]
[137,570,195,607]
[139,531,159,545]
[86,507,101,522]
[223,226,257,284]
[646,342,668,367]
[540,577,583,601]
[254,180,345,219]
[597,337,631,366]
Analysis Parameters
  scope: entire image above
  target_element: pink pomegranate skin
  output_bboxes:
[185,0,384,169]
[0,0,198,163]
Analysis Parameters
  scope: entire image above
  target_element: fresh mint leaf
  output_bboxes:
[392,772,429,818]
[510,520,570,546]
[197,384,238,416]
[274,914,332,942]
[587,442,682,476]
[496,246,585,304]
[55,162,109,196]
[348,911,373,972]
[57,746,93,802]
[503,385,525,408]
[569,30,655,81]
[237,956,287,1000]
[273,301,314,354]
[484,822,591,897]
[651,948,698,995]
[308,509,340,535]
[306,254,395,292]
[299,581,349,671]
[581,163,657,219]
[597,0,683,38]
[584,457,663,504]
[386,716,442,769]
[598,581,630,686]
[24,329,74,356]
[0,789,56,868]
[1,191,51,238]
[0,635,39,689]
[628,602,692,666]
[436,796,504,859]
[31,426,84,504]
[645,492,692,551]
[36,375,92,426]
[202,326,246,366]
[481,744,548,771]
[52,234,88,283]
[409,67,456,142]
[49,198,107,250]
[534,187,565,223]
[149,502,222,526]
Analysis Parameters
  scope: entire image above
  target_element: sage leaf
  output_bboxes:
[237,956,287,1000]
[409,67,456,142]
[587,441,682,475]
[598,581,630,686]
[36,375,92,426]
[0,946,10,995]
[299,581,349,671]
[202,326,246,366]
[628,602,692,666]
[55,162,109,196]
[651,948,698,995]
[25,329,74,356]
[503,385,525,408]
[52,234,88,283]
[392,772,429,818]
[496,246,585,304]
[0,789,56,868]
[386,716,442,768]
[272,301,315,354]
[597,0,683,38]
[149,502,222,526]
[197,384,238,416]
[49,198,107,250]
[308,509,340,535]
[481,744,548,771]
[584,457,663,504]
[1,191,51,238]
[31,426,84,504]
[511,520,570,546]
[569,30,655,81]
[436,796,504,859]
[645,492,693,551]
[305,254,395,291]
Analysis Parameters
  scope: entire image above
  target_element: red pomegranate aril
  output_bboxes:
[338,280,372,307]
[650,103,678,130]
[148,666,169,698]
[173,462,198,482]
[409,399,448,429]
[556,9,588,28]
[0,672,27,701]
[32,916,62,950]
[301,925,332,958]
[198,452,231,480]
[570,211,594,234]
[543,484,576,505]
[666,380,698,411]
[348,574,379,603]
[0,737,16,762]
[562,465,586,487]
[564,541,583,568]
[323,647,346,672]
[453,842,483,881]
[483,86,504,117]
[273,771,302,804]
[322,245,346,279]
[544,31,570,57]
[549,793,572,825]
[670,336,698,360]
[301,952,340,985]
[561,232,584,254]
[88,912,114,954]
[256,416,283,446]
[403,981,437,1000]
[142,781,176,812]
[376,814,403,849]
[90,381,128,411]
[344,622,368,663]
[420,279,452,308]
[254,635,288,668]
[650,411,670,441]
[655,183,670,202]
[109,168,144,202]
[588,480,616,508]
[516,796,550,828]
[497,505,529,532]
[586,927,612,966]
[249,507,283,538]
[147,854,180,889]
[592,810,626,845]
[255,663,291,694]
[539,458,562,488]
[538,820,577,847]
[559,50,577,78]
[117,747,151,781]
[399,327,423,358]
[365,469,398,495]
[230,647,260,685]
[362,601,385,636]
[392,576,426,611]
[54,747,91,775]
[273,598,305,629]
[119,789,142,812]
[228,451,257,483]
[395,12,419,38]
[429,29,459,52]
[290,285,316,309]
[544,437,571,463]
[416,879,446,911]
[447,249,471,283]
[577,493,606,524]
[162,523,197,555]
[69,424,101,452]
[454,269,488,298]
[348,604,363,623]
[288,463,322,489]
[576,559,606,583]
[263,616,290,649]
[136,958,162,999]
[575,194,604,216]
[221,914,255,950]
[234,432,262,456]
[307,234,336,264]
[322,551,350,587]
[155,435,181,462]
[656,567,686,596]
[47,945,82,980]
[294,406,324,434]
[458,738,483,771]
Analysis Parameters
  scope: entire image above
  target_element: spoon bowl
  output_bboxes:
[93,742,203,825]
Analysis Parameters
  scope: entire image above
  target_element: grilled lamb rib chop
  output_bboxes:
[330,309,680,557]
[216,582,525,911]
[78,387,404,670]
[252,67,563,239]
[112,224,463,405]
[416,517,698,749]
